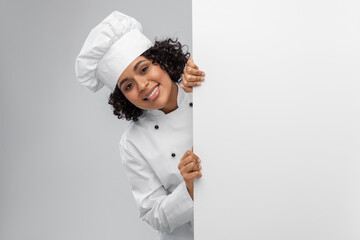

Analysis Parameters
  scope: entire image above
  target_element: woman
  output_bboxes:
[75,11,204,240]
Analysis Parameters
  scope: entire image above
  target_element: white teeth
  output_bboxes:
[146,86,159,100]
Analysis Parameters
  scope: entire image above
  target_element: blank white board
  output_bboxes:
[193,1,360,239]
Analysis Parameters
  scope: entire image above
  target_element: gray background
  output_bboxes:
[0,1,192,239]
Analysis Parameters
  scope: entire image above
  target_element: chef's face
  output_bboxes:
[117,56,177,113]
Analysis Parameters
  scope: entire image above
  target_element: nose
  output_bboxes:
[136,76,149,92]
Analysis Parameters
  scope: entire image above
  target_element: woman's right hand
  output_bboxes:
[180,57,205,93]
[178,149,202,200]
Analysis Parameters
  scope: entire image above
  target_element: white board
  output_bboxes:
[193,1,360,239]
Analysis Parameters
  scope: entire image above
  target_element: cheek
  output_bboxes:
[124,92,140,105]
[150,71,163,81]
[150,68,170,82]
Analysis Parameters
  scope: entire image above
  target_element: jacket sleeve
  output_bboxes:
[119,140,194,233]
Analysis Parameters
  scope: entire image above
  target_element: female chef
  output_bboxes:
[75,11,204,240]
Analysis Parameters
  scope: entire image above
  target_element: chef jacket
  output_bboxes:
[119,83,194,240]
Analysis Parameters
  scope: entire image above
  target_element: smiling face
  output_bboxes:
[117,56,178,114]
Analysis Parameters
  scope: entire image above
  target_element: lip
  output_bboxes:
[143,84,160,100]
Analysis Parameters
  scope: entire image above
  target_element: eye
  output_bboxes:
[124,82,133,91]
[141,66,148,74]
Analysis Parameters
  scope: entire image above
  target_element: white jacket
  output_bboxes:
[119,84,194,240]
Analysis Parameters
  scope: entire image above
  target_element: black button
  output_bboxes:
[189,102,193,107]
[154,125,159,129]
[171,153,176,157]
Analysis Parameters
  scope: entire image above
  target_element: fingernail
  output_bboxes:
[196,82,201,86]
[197,158,201,163]
[199,165,202,170]
[201,77,205,81]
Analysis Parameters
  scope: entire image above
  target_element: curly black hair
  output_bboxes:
[108,38,190,121]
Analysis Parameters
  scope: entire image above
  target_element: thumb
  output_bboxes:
[180,84,187,90]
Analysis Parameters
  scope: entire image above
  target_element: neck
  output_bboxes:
[160,82,178,114]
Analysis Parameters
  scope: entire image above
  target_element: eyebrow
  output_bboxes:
[118,77,128,89]
[133,60,146,72]
[118,60,147,89]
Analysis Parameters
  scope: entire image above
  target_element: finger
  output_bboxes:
[184,161,201,171]
[186,66,204,76]
[187,57,199,69]
[184,158,201,170]
[184,75,205,83]
[182,81,202,87]
[181,162,201,175]
[179,84,193,93]
[178,150,195,169]
[179,155,199,171]
[181,76,195,91]
[181,153,200,167]
[183,171,202,182]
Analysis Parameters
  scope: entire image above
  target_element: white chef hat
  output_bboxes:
[75,11,152,92]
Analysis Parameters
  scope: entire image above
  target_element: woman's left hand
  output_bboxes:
[180,57,205,93]
[178,149,202,200]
